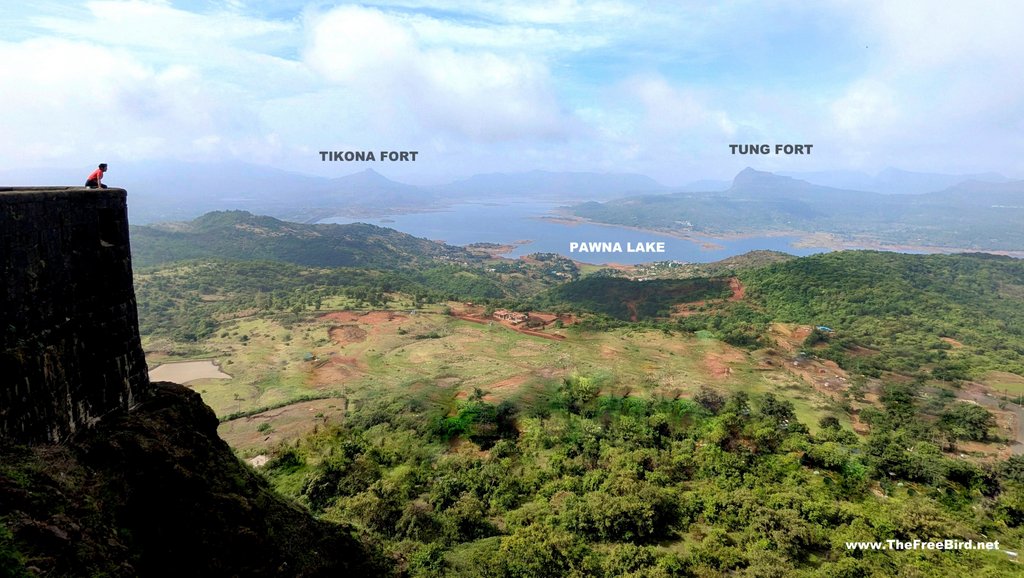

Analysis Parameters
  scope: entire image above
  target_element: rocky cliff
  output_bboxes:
[1,187,149,443]
[0,188,385,576]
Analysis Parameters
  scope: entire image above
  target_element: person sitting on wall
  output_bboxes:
[84,163,108,188]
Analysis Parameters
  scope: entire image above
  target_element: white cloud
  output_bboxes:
[354,0,635,26]
[30,1,312,94]
[0,37,276,165]
[859,0,1024,73]
[4,0,1023,179]
[823,0,1024,173]
[301,5,576,141]
[627,76,736,138]
[395,13,604,53]
[33,0,294,52]
[830,80,898,139]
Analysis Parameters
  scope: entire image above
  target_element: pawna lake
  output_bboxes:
[320,201,831,265]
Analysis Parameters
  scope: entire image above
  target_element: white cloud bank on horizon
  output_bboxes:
[2,0,1023,184]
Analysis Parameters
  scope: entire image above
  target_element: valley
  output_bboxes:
[148,305,858,455]
[129,211,1024,576]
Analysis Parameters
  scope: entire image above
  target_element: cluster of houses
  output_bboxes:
[493,309,529,325]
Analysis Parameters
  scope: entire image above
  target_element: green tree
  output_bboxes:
[939,402,996,441]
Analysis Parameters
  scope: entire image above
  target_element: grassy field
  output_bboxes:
[144,304,862,454]
[980,371,1024,397]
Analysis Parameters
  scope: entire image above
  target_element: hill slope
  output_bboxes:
[0,383,385,576]
[739,251,1024,377]
[131,210,478,268]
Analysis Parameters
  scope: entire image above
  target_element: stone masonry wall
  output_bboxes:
[1,187,150,443]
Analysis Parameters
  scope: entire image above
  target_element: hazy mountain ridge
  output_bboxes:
[779,167,1011,194]
[0,162,673,224]
[433,169,668,200]
[572,168,1024,251]
[3,161,1016,228]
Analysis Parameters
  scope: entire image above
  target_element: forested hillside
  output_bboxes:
[537,277,731,321]
[740,251,1024,378]
[130,210,479,268]
[258,379,1024,577]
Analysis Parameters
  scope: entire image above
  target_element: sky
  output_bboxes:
[3,0,1023,185]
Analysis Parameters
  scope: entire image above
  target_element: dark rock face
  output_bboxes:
[1,188,150,442]
[1,383,386,577]
[0,187,387,575]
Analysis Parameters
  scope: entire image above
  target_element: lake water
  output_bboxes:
[320,201,831,265]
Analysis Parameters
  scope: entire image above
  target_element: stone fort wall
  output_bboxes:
[1,187,150,442]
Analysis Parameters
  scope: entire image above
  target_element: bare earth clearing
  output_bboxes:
[672,277,746,317]
[149,360,231,383]
[219,398,347,453]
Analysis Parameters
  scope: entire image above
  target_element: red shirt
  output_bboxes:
[87,168,104,182]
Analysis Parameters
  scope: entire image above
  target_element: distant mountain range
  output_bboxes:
[434,170,667,199]
[777,167,1010,194]
[0,161,667,224]
[2,160,1013,225]
[572,168,1024,252]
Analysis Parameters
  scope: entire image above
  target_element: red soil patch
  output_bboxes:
[531,313,558,324]
[487,373,531,391]
[625,301,639,322]
[309,355,365,388]
[329,325,367,346]
[791,325,812,343]
[704,356,731,379]
[769,323,813,353]
[728,277,745,301]
[849,410,870,435]
[672,277,746,317]
[559,314,579,326]
[703,350,744,379]
[361,311,406,324]
[321,311,362,323]
[333,356,363,367]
